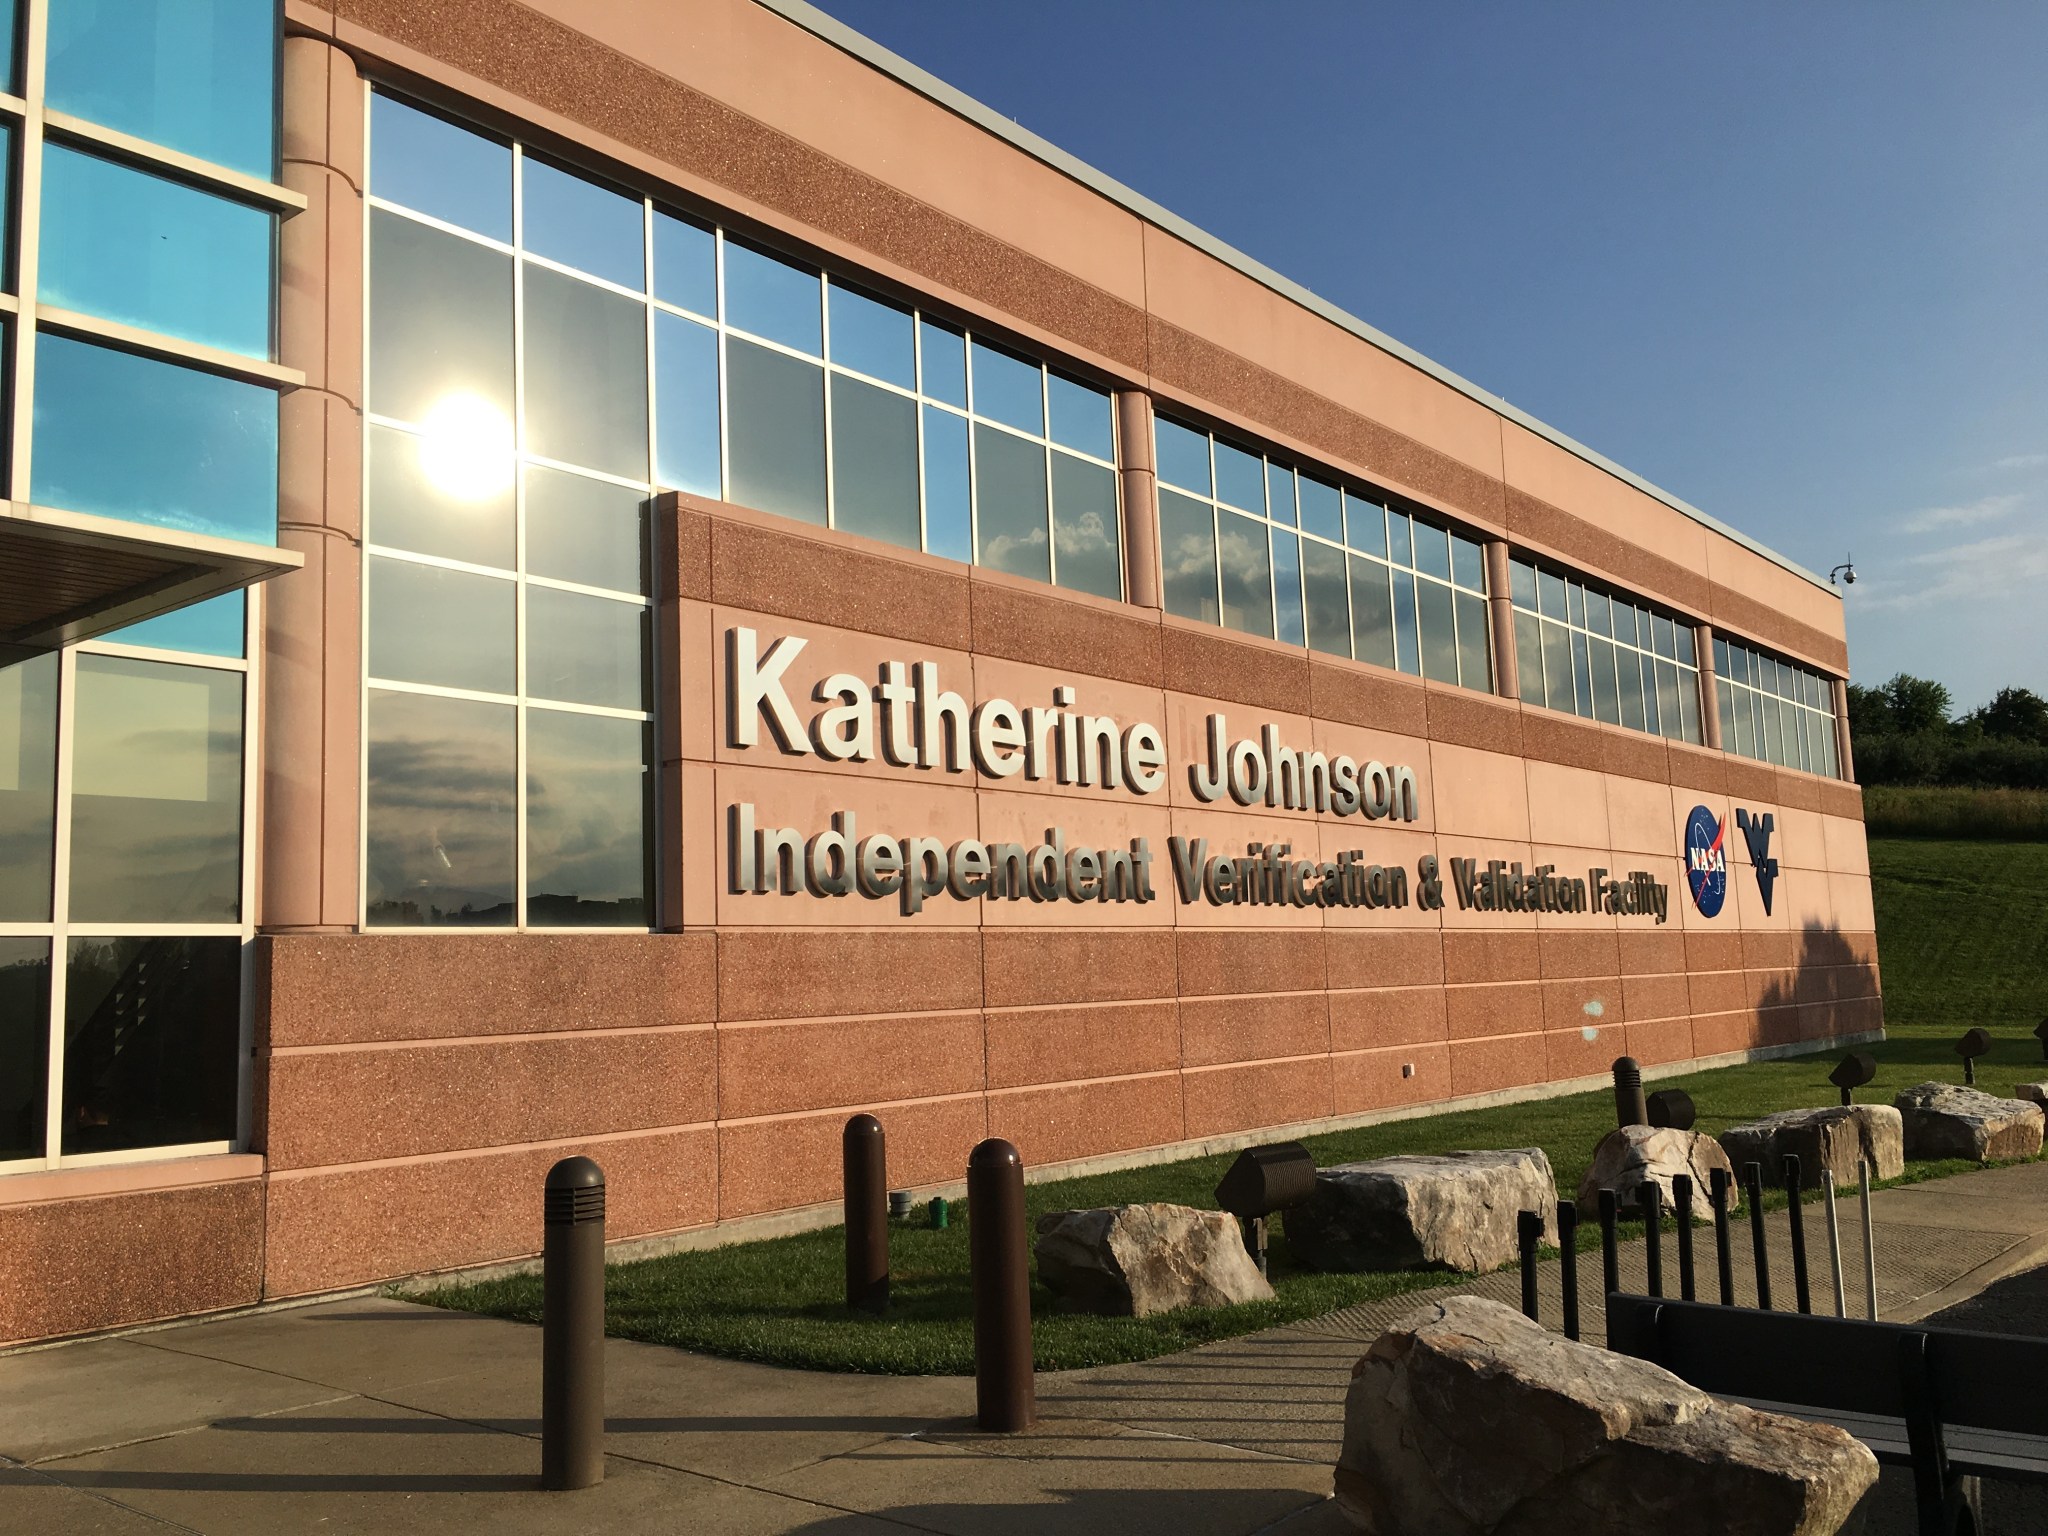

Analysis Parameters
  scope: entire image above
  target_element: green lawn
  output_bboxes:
[415,837,2048,1374]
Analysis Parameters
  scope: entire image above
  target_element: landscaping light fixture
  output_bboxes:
[1647,1088,1696,1132]
[1215,1142,1317,1277]
[1830,1051,1877,1106]
[1956,1028,1991,1086]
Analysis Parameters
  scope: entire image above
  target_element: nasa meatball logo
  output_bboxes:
[1684,805,1728,917]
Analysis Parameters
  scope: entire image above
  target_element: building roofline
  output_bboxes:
[753,0,1838,598]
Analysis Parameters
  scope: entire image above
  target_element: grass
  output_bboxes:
[1864,785,2048,841]
[415,837,2048,1375]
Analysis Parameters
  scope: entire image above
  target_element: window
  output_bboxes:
[1507,557,1702,745]
[1154,416,1492,691]
[1716,637,1841,777]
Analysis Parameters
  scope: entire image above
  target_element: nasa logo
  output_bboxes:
[1684,805,1727,917]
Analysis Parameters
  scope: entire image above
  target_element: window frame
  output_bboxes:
[1507,553,1706,747]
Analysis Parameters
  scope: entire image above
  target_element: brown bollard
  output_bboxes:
[542,1156,606,1491]
[968,1137,1036,1432]
[843,1114,889,1315]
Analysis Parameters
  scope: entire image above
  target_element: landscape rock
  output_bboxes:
[1033,1203,1273,1317]
[2017,1083,2048,1111]
[1894,1081,2045,1162]
[1578,1125,1740,1214]
[1335,1295,1878,1535]
[1287,1149,1556,1274]
[1719,1104,1905,1188]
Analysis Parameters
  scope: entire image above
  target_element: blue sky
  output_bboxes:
[809,2,2047,711]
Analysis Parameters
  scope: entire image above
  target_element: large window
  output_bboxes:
[1507,557,1703,745]
[1153,416,1492,690]
[1717,636,1840,777]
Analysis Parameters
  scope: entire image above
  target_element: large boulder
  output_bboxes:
[1894,1081,2045,1162]
[1578,1125,1740,1214]
[1335,1296,1878,1535]
[1287,1149,1556,1274]
[2016,1083,2048,1111]
[1718,1104,1905,1188]
[1033,1203,1273,1317]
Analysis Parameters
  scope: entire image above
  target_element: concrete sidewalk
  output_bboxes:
[6,1159,2048,1535]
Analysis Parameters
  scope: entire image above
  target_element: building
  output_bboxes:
[0,0,1877,1345]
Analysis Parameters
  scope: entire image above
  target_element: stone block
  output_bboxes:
[1579,1125,1740,1213]
[1286,1149,1556,1274]
[1033,1203,1273,1318]
[1718,1104,1905,1188]
[1894,1081,2046,1162]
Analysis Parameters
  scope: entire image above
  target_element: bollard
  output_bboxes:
[1597,1188,1620,1302]
[1710,1165,1736,1306]
[1558,1199,1581,1341]
[1611,1056,1647,1129]
[1784,1155,1812,1315]
[1860,1157,1879,1320]
[1744,1161,1772,1311]
[1641,1181,1663,1298]
[967,1138,1035,1432]
[1673,1174,1697,1302]
[542,1156,606,1492]
[1517,1210,1542,1322]
[843,1114,889,1315]
[1823,1178,1846,1317]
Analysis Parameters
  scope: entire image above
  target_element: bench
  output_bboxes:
[1607,1294,2048,1535]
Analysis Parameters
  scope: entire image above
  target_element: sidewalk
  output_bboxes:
[6,1160,2048,1535]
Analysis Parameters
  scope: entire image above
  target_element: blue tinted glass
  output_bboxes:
[1266,463,1297,526]
[104,592,245,657]
[1411,519,1451,580]
[369,94,510,242]
[918,320,966,406]
[1214,440,1264,512]
[1298,477,1342,543]
[1047,373,1113,460]
[653,210,714,316]
[922,406,971,564]
[1451,534,1487,592]
[655,311,719,498]
[1272,531,1304,646]
[723,240,820,355]
[41,144,271,356]
[1392,569,1419,674]
[827,281,912,389]
[48,0,276,177]
[0,0,15,93]
[1153,418,1211,494]
[0,123,13,286]
[521,157,643,290]
[34,335,275,544]
[1388,511,1413,568]
[1345,493,1386,556]
[969,340,1043,434]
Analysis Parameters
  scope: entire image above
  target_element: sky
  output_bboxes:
[807,2,2048,712]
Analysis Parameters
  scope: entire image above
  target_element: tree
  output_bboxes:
[1966,687,2048,746]
[1882,673,1954,735]
[1845,682,1892,738]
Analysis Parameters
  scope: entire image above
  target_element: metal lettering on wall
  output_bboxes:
[722,626,1673,922]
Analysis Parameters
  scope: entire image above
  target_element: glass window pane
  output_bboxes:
[1352,556,1396,670]
[0,654,58,922]
[1566,582,1585,629]
[830,373,919,550]
[366,688,515,926]
[1214,440,1264,513]
[1345,493,1387,557]
[1676,624,1697,666]
[1642,655,1663,735]
[1571,630,1594,718]
[106,591,246,659]
[521,156,643,290]
[1451,534,1486,592]
[1302,539,1350,657]
[1388,511,1413,569]
[367,555,514,694]
[1299,477,1342,543]
[652,209,715,316]
[1217,511,1274,638]
[918,319,966,407]
[921,406,971,565]
[1266,463,1298,526]
[1047,373,1113,461]
[1678,669,1702,743]
[1272,530,1304,645]
[1589,637,1621,725]
[48,0,277,176]
[1653,614,1678,660]
[1541,618,1573,711]
[1412,521,1452,582]
[527,586,645,711]
[0,2,18,94]
[727,338,826,524]
[654,310,720,497]
[1154,418,1211,494]
[1619,648,1647,732]
[1717,684,1736,755]
[368,209,514,427]
[1714,636,1732,679]
[1585,588,1613,638]
[1051,453,1121,600]
[724,239,820,355]
[970,340,1043,435]
[61,936,239,1155]
[1510,558,1537,610]
[1391,568,1419,674]
[68,657,242,923]
[828,281,914,390]
[973,424,1049,581]
[1537,568,1568,619]
[33,335,276,544]
[1514,609,1544,706]
[1455,590,1492,693]
[369,94,509,241]
[527,711,648,927]
[1417,577,1458,685]
[522,264,649,479]
[41,144,272,355]
[0,938,49,1160]
[1160,490,1218,625]
[1733,689,1755,757]
[367,420,513,569]
[526,466,645,595]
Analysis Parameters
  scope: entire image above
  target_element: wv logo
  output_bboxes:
[1736,809,1779,915]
